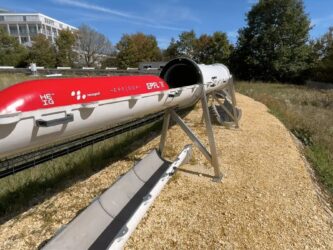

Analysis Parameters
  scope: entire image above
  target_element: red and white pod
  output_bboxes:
[0,58,232,158]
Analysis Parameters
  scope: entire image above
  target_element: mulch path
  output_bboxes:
[0,93,332,249]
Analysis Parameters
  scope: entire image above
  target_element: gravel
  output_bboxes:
[0,93,332,249]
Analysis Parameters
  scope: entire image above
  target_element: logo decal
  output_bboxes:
[146,82,162,90]
[71,90,86,101]
[40,94,55,106]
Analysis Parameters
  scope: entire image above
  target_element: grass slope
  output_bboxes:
[236,82,333,194]
[0,73,33,90]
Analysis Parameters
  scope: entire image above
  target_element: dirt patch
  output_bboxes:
[0,93,332,249]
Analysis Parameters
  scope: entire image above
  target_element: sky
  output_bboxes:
[1,0,333,48]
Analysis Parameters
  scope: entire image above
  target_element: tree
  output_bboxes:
[312,27,333,60]
[163,38,180,61]
[27,34,56,67]
[101,55,117,69]
[56,29,77,67]
[311,27,333,82]
[195,32,232,64]
[193,34,212,63]
[164,31,197,60]
[176,30,197,58]
[78,24,113,67]
[164,31,232,64]
[0,28,27,66]
[116,33,162,69]
[231,0,312,83]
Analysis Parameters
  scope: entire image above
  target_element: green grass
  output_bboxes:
[236,82,333,194]
[0,73,165,222]
[0,73,35,90]
[0,118,161,222]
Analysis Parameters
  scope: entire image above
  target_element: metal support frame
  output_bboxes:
[159,90,223,182]
[227,79,240,128]
[208,80,240,128]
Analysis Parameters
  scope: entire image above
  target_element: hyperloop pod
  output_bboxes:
[0,58,232,159]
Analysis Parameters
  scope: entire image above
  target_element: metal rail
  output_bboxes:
[0,112,165,179]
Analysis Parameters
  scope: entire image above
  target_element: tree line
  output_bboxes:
[0,24,113,68]
[0,0,332,83]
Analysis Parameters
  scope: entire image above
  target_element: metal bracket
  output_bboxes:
[203,79,240,128]
[168,89,182,98]
[36,114,74,127]
[159,89,223,182]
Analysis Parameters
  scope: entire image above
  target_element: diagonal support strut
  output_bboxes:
[159,91,223,182]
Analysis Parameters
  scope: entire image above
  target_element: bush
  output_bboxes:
[0,28,28,67]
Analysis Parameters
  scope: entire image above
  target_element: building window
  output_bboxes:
[19,25,28,35]
[9,25,18,35]
[21,36,29,44]
[0,16,4,22]
[44,18,55,26]
[46,26,52,36]
[52,27,57,36]
[23,16,26,21]
[37,24,42,33]
[28,24,37,35]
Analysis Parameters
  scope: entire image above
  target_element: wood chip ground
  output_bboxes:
[0,94,332,249]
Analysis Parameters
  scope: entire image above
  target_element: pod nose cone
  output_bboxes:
[0,99,25,114]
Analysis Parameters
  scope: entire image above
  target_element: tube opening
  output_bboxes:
[160,58,202,88]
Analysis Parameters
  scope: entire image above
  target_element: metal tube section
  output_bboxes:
[159,110,171,156]
[108,145,192,249]
[200,92,223,181]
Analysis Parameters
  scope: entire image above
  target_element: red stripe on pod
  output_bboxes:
[0,75,169,114]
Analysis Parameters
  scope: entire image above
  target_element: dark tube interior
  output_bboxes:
[160,58,202,88]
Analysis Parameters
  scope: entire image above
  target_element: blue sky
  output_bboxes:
[1,0,333,48]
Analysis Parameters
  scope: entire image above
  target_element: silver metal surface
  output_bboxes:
[213,92,236,121]
[200,91,222,181]
[159,88,223,181]
[228,81,240,128]
[170,110,212,162]
[159,110,171,156]
[208,79,241,128]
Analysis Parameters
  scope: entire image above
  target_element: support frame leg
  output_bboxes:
[200,92,223,182]
[159,110,171,157]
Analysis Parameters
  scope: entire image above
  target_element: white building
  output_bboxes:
[0,13,77,46]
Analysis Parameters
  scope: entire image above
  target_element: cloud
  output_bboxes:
[227,31,239,44]
[157,37,172,49]
[54,0,147,21]
[246,0,258,4]
[311,14,333,28]
[227,31,238,38]
[53,0,184,31]
[149,4,201,24]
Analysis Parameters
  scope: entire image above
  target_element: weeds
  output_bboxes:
[0,122,162,221]
[0,73,35,90]
[0,73,167,221]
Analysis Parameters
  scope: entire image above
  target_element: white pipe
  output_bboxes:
[46,74,63,78]
[108,145,192,250]
[0,66,15,69]
[57,67,71,70]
